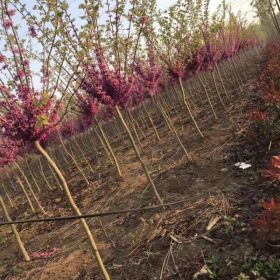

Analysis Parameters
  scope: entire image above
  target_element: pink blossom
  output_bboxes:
[17,70,26,78]
[12,48,20,54]
[77,94,99,125]
[3,19,13,29]
[0,139,19,167]
[60,118,78,137]
[134,44,163,97]
[28,26,37,38]
[80,47,135,111]
[0,85,61,142]
[23,60,29,67]
[6,10,16,17]
[168,61,185,80]
[140,16,149,25]
[0,54,7,64]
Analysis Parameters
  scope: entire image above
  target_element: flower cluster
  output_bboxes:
[76,94,99,126]
[0,139,19,167]
[28,25,38,38]
[0,14,61,146]
[253,197,280,237]
[166,29,258,81]
[3,19,13,29]
[0,54,6,64]
[265,40,280,59]
[80,47,136,113]
[0,86,61,143]
[96,47,135,108]
[134,44,163,97]
[250,40,280,139]
[202,31,223,71]
[263,90,280,105]
[168,60,185,80]
[247,109,271,122]
[60,118,79,138]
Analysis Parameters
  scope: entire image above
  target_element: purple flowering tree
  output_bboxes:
[0,4,110,278]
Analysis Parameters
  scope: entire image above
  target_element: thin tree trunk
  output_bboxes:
[155,98,191,161]
[197,75,218,119]
[73,136,95,176]
[115,106,163,205]
[58,134,91,185]
[128,110,146,139]
[126,110,144,153]
[276,0,280,13]
[152,96,172,131]
[179,78,204,137]
[47,162,63,191]
[17,177,35,213]
[142,101,161,141]
[38,157,54,191]
[5,191,17,210]
[15,163,46,215]
[215,62,229,99]
[25,159,41,192]
[35,140,110,280]
[229,59,243,88]
[93,128,113,164]
[94,117,122,178]
[0,196,30,261]
[5,193,14,208]
[210,70,225,108]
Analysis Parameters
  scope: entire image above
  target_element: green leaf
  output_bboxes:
[36,93,50,107]
[35,114,49,128]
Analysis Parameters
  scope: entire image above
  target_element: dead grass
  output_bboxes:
[0,55,269,280]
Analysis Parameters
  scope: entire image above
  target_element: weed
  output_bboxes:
[253,197,280,242]
[0,236,5,246]
[12,266,24,276]
[222,217,236,236]
[241,256,280,278]
[237,272,250,280]
[207,255,225,279]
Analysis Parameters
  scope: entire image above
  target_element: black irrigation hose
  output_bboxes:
[0,199,189,227]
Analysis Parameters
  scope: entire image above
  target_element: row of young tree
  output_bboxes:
[0,0,263,279]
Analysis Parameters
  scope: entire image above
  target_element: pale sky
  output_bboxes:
[67,0,255,23]
[209,0,255,22]
[4,0,255,89]
[156,0,254,22]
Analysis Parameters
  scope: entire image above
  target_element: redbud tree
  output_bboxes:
[0,2,110,279]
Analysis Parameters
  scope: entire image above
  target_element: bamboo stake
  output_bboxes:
[197,75,218,119]
[179,78,204,137]
[35,140,110,280]
[15,163,46,215]
[0,196,30,261]
[115,106,163,205]
[16,177,35,213]
[142,101,161,141]
[94,117,122,177]
[155,98,191,161]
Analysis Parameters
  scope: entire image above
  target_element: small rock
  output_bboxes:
[54,198,62,203]
[221,168,228,173]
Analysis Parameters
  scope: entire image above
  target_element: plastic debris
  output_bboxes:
[234,162,252,169]
[32,247,60,259]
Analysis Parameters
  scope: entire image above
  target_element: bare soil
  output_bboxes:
[1,53,278,280]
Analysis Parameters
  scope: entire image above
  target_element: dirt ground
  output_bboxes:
[1,51,278,280]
